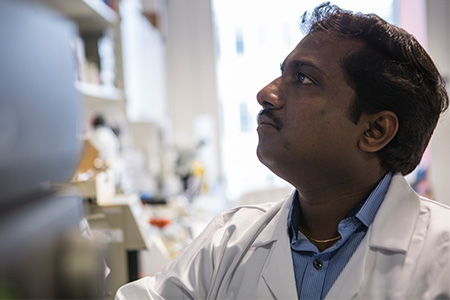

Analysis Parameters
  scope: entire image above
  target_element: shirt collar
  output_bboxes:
[356,171,393,227]
[288,172,393,237]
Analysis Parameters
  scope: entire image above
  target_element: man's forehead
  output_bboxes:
[284,31,367,67]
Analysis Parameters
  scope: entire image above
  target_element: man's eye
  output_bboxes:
[298,73,313,84]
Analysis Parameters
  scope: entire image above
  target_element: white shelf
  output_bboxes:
[41,0,128,120]
[75,81,123,101]
[40,0,119,32]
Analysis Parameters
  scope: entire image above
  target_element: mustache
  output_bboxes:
[257,108,282,129]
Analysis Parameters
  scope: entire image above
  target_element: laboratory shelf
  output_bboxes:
[40,0,119,32]
[75,81,124,102]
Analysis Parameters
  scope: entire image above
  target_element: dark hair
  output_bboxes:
[301,2,449,175]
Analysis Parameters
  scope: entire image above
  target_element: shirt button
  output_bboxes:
[313,259,323,270]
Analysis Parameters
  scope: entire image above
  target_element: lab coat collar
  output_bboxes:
[368,172,421,252]
[325,173,421,299]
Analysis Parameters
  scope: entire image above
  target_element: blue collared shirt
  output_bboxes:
[288,172,393,299]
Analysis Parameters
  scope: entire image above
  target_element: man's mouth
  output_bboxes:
[257,109,282,129]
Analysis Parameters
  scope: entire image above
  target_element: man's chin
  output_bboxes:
[256,145,276,168]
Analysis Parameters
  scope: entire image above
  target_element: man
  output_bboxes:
[116,3,450,299]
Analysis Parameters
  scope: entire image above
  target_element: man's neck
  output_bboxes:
[294,170,386,249]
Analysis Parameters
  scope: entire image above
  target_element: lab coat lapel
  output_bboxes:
[325,173,421,299]
[260,239,298,299]
[368,173,420,252]
[255,195,298,299]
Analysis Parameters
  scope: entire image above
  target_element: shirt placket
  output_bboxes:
[299,252,331,300]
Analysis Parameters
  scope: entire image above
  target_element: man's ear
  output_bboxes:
[358,111,399,153]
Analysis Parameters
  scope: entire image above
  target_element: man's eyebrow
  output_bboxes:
[280,60,323,75]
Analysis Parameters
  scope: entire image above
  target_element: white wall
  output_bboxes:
[426,0,450,205]
[121,0,168,124]
[165,0,222,190]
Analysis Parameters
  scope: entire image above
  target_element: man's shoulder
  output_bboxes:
[227,201,282,215]
[420,196,450,211]
[218,200,285,226]
[196,197,291,246]
[419,197,450,231]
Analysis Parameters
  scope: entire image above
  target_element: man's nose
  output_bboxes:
[256,77,283,109]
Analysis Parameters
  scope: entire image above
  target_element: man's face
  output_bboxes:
[256,31,368,182]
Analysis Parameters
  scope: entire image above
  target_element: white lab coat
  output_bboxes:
[116,173,450,299]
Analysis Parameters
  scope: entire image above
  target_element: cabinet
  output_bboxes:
[41,0,168,126]
[40,0,126,124]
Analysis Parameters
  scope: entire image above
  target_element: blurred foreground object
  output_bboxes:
[0,0,104,298]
